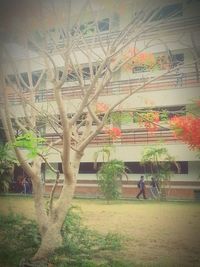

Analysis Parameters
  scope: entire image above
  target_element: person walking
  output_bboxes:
[22,177,30,194]
[136,175,147,199]
[150,176,160,199]
[175,68,183,87]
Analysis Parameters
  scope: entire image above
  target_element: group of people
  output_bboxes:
[10,176,32,194]
[136,175,160,200]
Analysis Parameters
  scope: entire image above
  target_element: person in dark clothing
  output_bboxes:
[175,68,183,87]
[136,175,147,199]
[150,177,160,199]
[22,177,31,194]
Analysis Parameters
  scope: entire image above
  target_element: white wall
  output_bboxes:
[45,142,199,163]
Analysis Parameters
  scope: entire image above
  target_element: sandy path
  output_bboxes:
[75,200,200,266]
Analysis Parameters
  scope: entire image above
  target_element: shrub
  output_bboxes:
[0,213,40,266]
[52,206,121,266]
[97,160,127,203]
[0,143,17,192]
[0,207,122,266]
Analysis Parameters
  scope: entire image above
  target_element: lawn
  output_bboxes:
[0,196,200,266]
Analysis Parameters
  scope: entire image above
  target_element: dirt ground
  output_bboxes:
[0,196,200,266]
[76,199,200,267]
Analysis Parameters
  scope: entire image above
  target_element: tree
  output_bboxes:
[170,99,200,150]
[0,0,199,262]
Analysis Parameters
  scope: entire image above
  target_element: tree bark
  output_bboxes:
[32,155,79,261]
[32,223,62,261]
[31,182,75,261]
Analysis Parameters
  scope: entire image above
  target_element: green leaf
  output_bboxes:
[13,131,46,159]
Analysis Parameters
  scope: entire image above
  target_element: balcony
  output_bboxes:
[45,129,179,146]
[47,16,200,53]
[6,71,200,104]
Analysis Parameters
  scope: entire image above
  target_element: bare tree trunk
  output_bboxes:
[32,223,62,261]
[32,152,81,261]
[32,180,75,261]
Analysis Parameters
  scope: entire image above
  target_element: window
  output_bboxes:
[58,70,64,80]
[67,71,78,81]
[134,105,186,121]
[7,71,44,88]
[80,21,95,36]
[98,18,109,32]
[58,163,63,173]
[151,52,184,71]
[21,72,30,86]
[41,163,46,182]
[172,161,188,174]
[171,53,184,67]
[82,65,98,79]
[155,54,170,70]
[59,69,77,81]
[32,70,43,86]
[76,113,86,125]
[59,65,99,82]
[42,162,62,181]
[151,3,183,21]
[124,162,147,174]
[124,161,188,174]
[79,162,98,173]
[133,65,148,73]
[44,162,58,180]
[6,74,16,85]
[36,119,46,135]
[132,53,171,73]
[72,18,110,36]
[82,67,91,79]
[7,72,29,89]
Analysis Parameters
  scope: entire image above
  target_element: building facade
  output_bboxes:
[1,0,200,199]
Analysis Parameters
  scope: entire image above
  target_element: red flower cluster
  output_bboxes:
[195,99,200,107]
[96,102,109,113]
[139,112,160,132]
[170,116,200,149]
[104,127,122,140]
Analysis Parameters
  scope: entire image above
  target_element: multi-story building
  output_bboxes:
[2,0,200,199]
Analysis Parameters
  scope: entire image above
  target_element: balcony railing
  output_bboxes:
[6,71,200,104]
[47,16,200,52]
[91,129,178,146]
[45,129,179,146]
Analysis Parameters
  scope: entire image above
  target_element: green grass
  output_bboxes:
[0,195,200,267]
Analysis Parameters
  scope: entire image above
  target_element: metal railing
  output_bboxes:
[6,71,200,104]
[45,129,178,146]
[47,16,200,52]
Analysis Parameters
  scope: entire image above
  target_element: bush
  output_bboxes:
[0,143,17,192]
[0,207,122,267]
[52,206,122,266]
[0,213,40,266]
[97,160,127,203]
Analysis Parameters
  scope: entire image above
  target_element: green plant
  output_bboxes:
[109,112,133,126]
[0,213,40,266]
[13,131,46,158]
[0,208,122,267]
[97,160,128,203]
[93,145,113,170]
[0,143,17,192]
[61,206,121,254]
[141,145,179,198]
[51,206,122,266]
